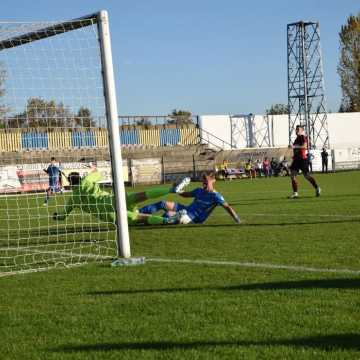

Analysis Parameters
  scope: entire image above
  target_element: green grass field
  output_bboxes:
[1,171,360,359]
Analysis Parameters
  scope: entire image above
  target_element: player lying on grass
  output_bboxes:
[52,170,190,225]
[139,172,241,224]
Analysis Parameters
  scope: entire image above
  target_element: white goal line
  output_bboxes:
[1,212,359,222]
[1,241,112,252]
[2,255,360,277]
[147,257,360,275]
[0,250,113,277]
[239,213,360,219]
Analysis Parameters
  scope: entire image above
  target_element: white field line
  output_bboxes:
[0,250,113,277]
[1,212,359,222]
[1,242,112,252]
[2,254,360,277]
[0,245,114,256]
[26,249,114,259]
[148,257,360,275]
[223,190,307,195]
[238,213,360,219]
[207,212,360,220]
[0,190,72,198]
[0,263,83,278]
[0,261,91,278]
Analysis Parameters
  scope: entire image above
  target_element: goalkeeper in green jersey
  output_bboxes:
[53,170,190,225]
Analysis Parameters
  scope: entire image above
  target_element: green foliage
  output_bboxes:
[8,98,71,128]
[337,13,360,112]
[1,171,360,359]
[75,106,96,128]
[135,116,152,127]
[7,98,94,128]
[265,103,289,115]
[167,109,194,125]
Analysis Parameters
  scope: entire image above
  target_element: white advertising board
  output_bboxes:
[131,158,162,185]
[0,161,128,194]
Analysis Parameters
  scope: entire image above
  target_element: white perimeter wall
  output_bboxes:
[270,114,288,147]
[327,112,360,148]
[199,115,232,149]
[200,112,360,149]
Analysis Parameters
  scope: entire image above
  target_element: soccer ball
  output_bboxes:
[178,210,192,224]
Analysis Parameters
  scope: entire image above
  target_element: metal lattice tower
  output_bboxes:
[230,114,272,148]
[287,21,329,149]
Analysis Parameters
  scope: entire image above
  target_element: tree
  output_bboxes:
[265,104,289,115]
[74,106,96,128]
[6,98,96,128]
[135,116,152,127]
[8,98,74,128]
[167,109,194,125]
[337,13,360,112]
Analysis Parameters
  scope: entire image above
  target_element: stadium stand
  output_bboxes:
[0,126,201,152]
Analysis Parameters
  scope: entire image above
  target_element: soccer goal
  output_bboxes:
[0,11,131,275]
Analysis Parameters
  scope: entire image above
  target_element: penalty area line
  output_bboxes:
[240,213,360,219]
[147,257,360,275]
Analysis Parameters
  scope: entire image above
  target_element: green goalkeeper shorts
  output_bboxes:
[126,192,139,212]
[127,210,139,226]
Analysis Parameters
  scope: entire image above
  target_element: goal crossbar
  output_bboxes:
[0,13,99,51]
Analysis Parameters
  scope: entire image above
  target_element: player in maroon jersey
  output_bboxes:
[289,125,321,199]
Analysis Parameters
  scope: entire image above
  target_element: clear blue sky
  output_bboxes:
[2,0,359,115]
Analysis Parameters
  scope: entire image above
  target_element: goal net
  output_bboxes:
[0,11,130,275]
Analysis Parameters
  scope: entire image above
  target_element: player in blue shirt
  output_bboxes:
[43,157,62,205]
[53,170,191,225]
[139,172,240,224]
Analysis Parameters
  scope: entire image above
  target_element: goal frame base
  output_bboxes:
[111,257,146,267]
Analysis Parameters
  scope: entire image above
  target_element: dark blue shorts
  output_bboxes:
[172,203,197,222]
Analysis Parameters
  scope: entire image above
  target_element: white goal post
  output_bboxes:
[0,10,131,275]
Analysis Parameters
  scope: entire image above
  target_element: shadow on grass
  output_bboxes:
[53,334,360,353]
[226,278,360,291]
[88,278,360,296]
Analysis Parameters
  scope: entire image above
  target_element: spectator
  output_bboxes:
[245,159,256,179]
[219,160,229,180]
[280,157,290,176]
[262,157,271,177]
[58,160,64,193]
[307,152,314,173]
[255,159,262,177]
[321,148,329,173]
[270,157,278,177]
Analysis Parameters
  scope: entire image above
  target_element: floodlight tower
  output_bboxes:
[287,21,329,149]
[230,114,272,148]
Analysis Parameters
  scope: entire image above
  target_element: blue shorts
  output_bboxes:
[172,203,197,223]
